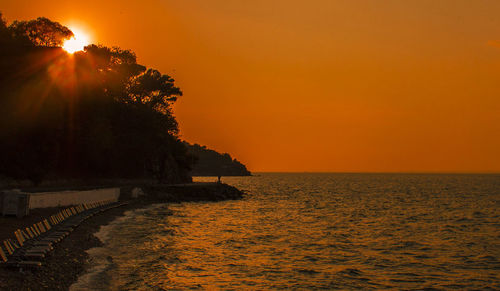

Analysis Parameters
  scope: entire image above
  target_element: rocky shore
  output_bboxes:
[144,182,244,202]
[0,182,244,291]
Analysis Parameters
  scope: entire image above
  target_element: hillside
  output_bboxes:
[185,143,251,176]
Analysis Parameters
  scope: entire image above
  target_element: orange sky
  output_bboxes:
[2,0,500,172]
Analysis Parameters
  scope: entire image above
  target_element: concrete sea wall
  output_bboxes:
[28,188,120,209]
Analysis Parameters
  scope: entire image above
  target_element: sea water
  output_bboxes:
[70,173,500,290]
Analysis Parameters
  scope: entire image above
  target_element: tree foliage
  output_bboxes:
[127,69,182,117]
[0,13,193,184]
[185,143,251,176]
[8,17,73,47]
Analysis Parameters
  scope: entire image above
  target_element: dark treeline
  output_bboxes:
[185,143,251,176]
[0,14,193,185]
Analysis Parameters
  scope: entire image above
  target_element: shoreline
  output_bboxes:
[0,201,145,291]
[0,183,244,291]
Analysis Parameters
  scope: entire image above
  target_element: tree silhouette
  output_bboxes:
[0,13,10,43]
[0,13,193,185]
[185,143,251,176]
[8,17,73,47]
[126,69,182,117]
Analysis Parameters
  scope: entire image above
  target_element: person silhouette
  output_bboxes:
[217,175,221,183]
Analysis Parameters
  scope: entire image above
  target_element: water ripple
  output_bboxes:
[72,173,500,290]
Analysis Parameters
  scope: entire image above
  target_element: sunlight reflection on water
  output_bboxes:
[72,173,500,290]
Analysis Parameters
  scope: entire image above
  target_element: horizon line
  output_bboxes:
[247,171,500,175]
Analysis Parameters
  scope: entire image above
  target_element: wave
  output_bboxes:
[69,203,167,291]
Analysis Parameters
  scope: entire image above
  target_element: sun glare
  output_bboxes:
[62,28,89,54]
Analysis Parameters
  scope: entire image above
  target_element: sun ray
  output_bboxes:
[63,27,90,53]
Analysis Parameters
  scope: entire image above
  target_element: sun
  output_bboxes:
[62,28,90,54]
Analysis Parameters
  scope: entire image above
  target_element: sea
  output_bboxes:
[70,173,500,290]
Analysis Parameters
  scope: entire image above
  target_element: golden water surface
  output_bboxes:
[71,173,500,290]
